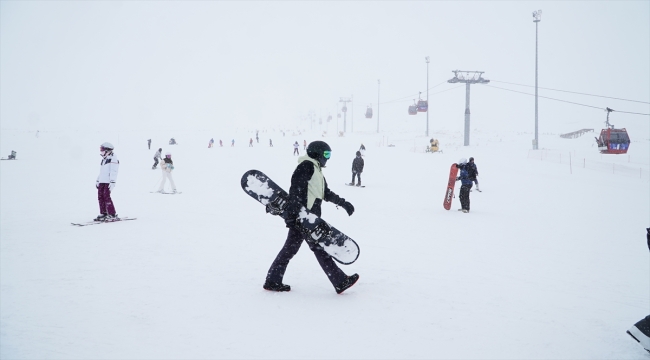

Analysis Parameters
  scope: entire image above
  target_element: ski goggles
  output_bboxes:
[323,150,331,159]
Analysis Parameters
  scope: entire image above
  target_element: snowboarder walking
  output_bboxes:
[293,141,300,156]
[95,142,119,221]
[147,139,151,150]
[351,151,364,186]
[157,152,177,193]
[468,157,480,191]
[152,148,162,169]
[264,141,359,294]
[456,158,472,213]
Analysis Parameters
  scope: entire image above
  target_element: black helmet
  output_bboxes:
[159,148,162,152]
[356,151,361,156]
[469,157,474,162]
[306,141,332,167]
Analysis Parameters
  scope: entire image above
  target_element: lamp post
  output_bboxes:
[377,79,380,133]
[425,56,430,137]
[533,9,542,150]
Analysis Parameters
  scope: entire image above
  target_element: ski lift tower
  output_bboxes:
[447,70,490,146]
[339,97,352,133]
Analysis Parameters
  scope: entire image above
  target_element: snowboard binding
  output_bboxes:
[306,221,333,243]
[265,196,287,216]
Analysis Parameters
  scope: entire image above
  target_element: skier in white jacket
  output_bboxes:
[95,142,119,221]
[157,152,177,193]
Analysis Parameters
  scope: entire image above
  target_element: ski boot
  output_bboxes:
[335,274,360,294]
[263,281,291,292]
[94,213,108,222]
[104,214,119,221]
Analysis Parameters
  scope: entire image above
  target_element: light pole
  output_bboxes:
[377,79,380,133]
[533,9,542,150]
[426,56,430,137]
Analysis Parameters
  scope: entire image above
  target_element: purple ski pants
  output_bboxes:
[97,183,116,215]
[266,227,346,286]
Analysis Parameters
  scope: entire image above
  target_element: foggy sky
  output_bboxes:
[1,1,649,136]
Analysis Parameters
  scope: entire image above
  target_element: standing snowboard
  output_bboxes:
[241,170,360,265]
[443,164,459,210]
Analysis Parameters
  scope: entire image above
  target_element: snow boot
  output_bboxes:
[628,315,650,353]
[335,273,359,294]
[263,281,291,292]
[462,209,469,213]
[94,213,108,221]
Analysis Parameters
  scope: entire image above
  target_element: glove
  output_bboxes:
[95,181,99,189]
[109,182,116,192]
[340,201,354,216]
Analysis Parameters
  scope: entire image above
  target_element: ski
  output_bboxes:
[71,217,137,227]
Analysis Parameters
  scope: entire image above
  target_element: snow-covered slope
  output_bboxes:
[1,128,648,359]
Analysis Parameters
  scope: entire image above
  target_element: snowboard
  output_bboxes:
[346,183,366,188]
[443,164,459,210]
[71,217,137,227]
[241,170,360,265]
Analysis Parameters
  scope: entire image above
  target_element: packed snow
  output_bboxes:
[1,128,649,359]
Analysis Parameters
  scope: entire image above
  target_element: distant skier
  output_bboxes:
[468,157,480,191]
[293,141,299,156]
[231,139,235,147]
[219,139,223,147]
[147,139,151,150]
[350,151,364,186]
[456,158,472,213]
[303,140,307,151]
[269,139,273,147]
[152,148,162,170]
[256,132,259,143]
[264,141,359,294]
[208,138,214,148]
[249,138,254,147]
[169,138,177,145]
[157,152,177,193]
[627,228,650,353]
[5,150,16,160]
[95,142,119,221]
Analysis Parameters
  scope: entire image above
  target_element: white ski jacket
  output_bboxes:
[97,153,119,184]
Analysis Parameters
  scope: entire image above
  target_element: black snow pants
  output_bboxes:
[153,157,159,169]
[266,227,346,286]
[459,183,472,210]
[351,171,361,185]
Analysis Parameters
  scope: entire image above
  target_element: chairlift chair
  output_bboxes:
[408,99,418,115]
[417,92,428,112]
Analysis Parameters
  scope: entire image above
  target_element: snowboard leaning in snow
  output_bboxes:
[71,217,137,226]
[443,164,459,210]
[241,170,360,265]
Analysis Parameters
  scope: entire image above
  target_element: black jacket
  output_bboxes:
[467,163,478,180]
[288,160,345,217]
[352,156,364,173]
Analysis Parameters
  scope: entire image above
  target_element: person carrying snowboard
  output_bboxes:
[456,158,472,213]
[468,157,480,191]
[264,141,359,294]
[95,142,119,221]
[157,152,177,193]
[152,148,162,170]
[293,141,299,156]
[351,151,364,186]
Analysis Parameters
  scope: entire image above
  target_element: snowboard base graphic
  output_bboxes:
[241,170,360,265]
[443,164,459,210]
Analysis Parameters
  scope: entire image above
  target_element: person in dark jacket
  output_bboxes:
[456,158,473,213]
[351,151,364,186]
[468,157,480,191]
[264,141,359,294]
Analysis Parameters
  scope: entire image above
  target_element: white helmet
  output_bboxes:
[458,158,467,165]
[100,142,114,150]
